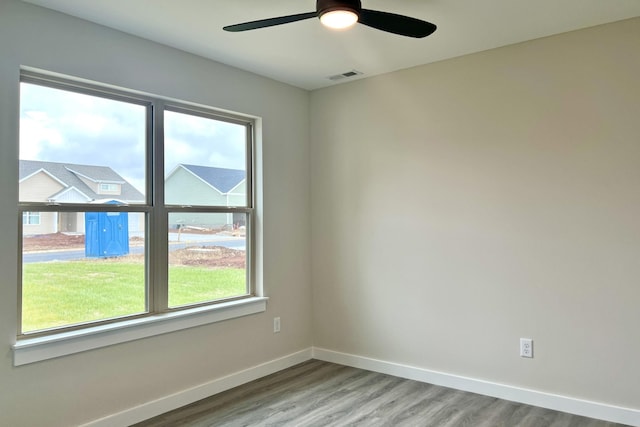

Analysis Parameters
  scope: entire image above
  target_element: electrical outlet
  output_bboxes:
[273,317,281,333]
[520,338,533,358]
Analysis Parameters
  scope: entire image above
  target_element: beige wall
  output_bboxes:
[22,211,56,235]
[0,1,311,426]
[19,171,63,202]
[310,18,640,410]
[2,0,639,424]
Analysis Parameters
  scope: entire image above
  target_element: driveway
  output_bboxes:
[23,237,245,263]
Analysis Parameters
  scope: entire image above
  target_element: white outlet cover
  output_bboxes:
[520,338,533,358]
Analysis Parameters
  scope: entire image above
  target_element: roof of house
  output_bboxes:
[179,164,245,193]
[19,160,144,202]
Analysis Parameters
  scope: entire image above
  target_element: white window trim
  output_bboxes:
[13,296,267,366]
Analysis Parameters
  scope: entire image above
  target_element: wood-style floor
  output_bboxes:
[133,359,629,427]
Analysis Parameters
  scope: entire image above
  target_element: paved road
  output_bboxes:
[23,239,245,263]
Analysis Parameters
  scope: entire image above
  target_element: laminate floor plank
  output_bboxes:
[344,380,436,426]
[471,399,522,427]
[133,360,631,427]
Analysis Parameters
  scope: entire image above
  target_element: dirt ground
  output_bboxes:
[22,232,245,269]
[22,232,86,251]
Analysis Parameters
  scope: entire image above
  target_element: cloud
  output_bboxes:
[164,110,246,173]
[20,82,247,194]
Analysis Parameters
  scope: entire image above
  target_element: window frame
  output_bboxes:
[16,70,261,350]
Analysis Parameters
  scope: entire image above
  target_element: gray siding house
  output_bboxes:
[165,164,246,229]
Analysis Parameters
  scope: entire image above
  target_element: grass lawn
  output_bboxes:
[22,261,246,333]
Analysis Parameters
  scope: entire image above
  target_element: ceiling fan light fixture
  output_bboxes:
[319,9,358,29]
[224,0,436,39]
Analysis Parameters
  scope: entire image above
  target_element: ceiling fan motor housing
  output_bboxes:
[317,0,362,18]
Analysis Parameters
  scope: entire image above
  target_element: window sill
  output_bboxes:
[12,296,268,366]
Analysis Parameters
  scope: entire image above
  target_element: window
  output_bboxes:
[18,71,255,338]
[99,183,119,193]
[163,109,251,308]
[22,211,40,225]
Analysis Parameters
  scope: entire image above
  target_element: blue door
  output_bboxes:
[102,211,129,256]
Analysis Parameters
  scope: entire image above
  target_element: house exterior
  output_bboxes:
[165,164,246,229]
[19,160,145,235]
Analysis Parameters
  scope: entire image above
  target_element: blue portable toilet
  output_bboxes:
[85,201,130,258]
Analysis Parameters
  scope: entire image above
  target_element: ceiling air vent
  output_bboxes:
[327,70,363,81]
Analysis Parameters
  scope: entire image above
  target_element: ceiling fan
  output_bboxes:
[223,0,437,38]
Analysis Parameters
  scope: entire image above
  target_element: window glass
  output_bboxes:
[164,110,247,207]
[99,183,118,192]
[19,82,146,204]
[21,211,146,333]
[19,81,147,333]
[168,212,247,308]
[22,212,41,225]
[164,108,250,307]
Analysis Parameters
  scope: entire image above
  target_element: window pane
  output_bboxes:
[22,211,41,225]
[168,212,247,308]
[21,211,146,333]
[164,110,247,207]
[19,82,146,204]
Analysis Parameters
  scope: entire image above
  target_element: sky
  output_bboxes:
[19,82,247,194]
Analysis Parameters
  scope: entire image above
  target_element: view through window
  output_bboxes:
[19,75,253,334]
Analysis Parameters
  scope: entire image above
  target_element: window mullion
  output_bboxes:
[150,100,169,313]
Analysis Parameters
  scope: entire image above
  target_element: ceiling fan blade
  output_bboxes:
[223,12,317,32]
[358,9,436,38]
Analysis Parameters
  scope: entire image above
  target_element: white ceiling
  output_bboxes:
[22,0,640,90]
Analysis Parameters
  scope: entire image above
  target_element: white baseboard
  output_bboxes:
[82,346,639,427]
[312,347,640,427]
[81,348,313,427]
